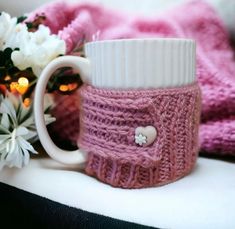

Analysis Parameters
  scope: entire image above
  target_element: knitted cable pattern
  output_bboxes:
[77,83,201,188]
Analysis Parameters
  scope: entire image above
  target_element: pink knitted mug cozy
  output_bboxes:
[34,39,201,188]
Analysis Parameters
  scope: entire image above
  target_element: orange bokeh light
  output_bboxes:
[10,77,29,95]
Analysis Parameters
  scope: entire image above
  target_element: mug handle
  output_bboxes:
[34,56,90,165]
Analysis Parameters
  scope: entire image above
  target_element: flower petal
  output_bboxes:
[17,136,38,155]
[0,123,11,134]
[16,126,29,136]
[1,113,10,130]
[0,96,17,124]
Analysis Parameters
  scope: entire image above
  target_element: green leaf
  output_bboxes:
[3,48,13,59]
[26,22,33,30]
[17,15,27,23]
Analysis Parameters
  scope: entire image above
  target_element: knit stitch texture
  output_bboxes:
[75,84,201,188]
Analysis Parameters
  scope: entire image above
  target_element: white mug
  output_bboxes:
[34,38,196,166]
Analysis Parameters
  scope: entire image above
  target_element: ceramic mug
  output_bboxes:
[34,38,201,188]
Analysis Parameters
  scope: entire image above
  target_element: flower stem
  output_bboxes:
[28,78,37,87]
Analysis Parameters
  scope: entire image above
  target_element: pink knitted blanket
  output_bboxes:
[29,0,235,156]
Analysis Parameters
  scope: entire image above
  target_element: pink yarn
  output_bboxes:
[28,0,235,156]
[77,83,201,188]
[50,92,80,144]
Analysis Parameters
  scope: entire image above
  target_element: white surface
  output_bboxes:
[85,39,196,89]
[0,156,235,229]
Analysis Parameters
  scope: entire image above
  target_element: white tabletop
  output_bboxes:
[0,152,234,229]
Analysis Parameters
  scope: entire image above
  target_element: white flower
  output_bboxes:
[0,126,37,169]
[0,12,17,50]
[135,133,147,146]
[0,12,66,77]
[11,24,66,76]
[0,93,55,169]
[6,23,29,50]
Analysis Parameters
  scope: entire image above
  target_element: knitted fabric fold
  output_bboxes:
[29,0,235,156]
[77,84,201,188]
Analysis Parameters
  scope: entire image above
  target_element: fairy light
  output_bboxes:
[10,82,18,93]
[59,84,69,92]
[10,77,29,95]
[4,75,11,81]
[23,98,31,107]
[68,83,78,91]
[17,77,29,95]
[59,83,78,93]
